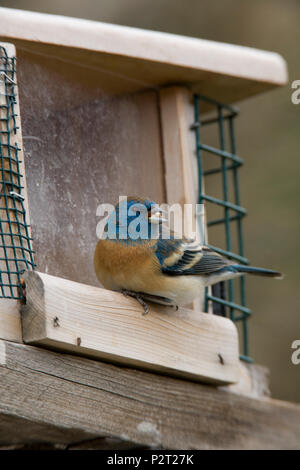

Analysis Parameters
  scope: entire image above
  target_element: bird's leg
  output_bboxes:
[121,289,150,315]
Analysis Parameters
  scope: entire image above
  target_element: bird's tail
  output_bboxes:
[231,265,283,279]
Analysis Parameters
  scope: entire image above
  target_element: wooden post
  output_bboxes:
[159,86,210,311]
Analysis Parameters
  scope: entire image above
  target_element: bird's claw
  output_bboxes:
[121,290,150,315]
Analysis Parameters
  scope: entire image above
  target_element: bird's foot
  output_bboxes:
[121,290,150,315]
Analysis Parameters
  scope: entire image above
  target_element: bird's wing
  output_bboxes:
[155,237,231,276]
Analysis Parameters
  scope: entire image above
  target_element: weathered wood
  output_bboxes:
[159,86,211,312]
[68,437,145,450]
[0,412,97,447]
[160,87,196,209]
[0,8,287,104]
[0,438,142,450]
[0,340,299,449]
[160,86,206,312]
[15,54,166,286]
[0,300,22,342]
[20,270,239,386]
[221,362,271,398]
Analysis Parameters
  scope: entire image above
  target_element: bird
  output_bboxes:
[94,196,283,315]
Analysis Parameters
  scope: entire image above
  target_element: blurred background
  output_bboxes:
[0,0,299,403]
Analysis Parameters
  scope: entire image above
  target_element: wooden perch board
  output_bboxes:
[0,339,300,449]
[20,270,239,385]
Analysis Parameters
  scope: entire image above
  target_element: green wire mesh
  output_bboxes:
[192,94,252,362]
[0,46,35,299]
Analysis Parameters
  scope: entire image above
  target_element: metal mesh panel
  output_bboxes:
[0,46,35,299]
[192,94,252,362]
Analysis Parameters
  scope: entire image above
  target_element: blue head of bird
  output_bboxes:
[106,196,166,242]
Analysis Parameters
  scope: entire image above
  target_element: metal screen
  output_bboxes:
[192,94,252,361]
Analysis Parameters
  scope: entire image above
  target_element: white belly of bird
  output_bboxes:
[147,275,207,306]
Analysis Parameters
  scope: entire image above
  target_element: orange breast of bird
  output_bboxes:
[94,239,163,293]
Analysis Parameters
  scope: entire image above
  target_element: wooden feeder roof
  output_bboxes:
[0,7,287,102]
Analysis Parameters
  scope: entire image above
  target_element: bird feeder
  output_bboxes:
[1,9,298,452]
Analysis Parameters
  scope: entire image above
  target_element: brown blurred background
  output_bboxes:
[0,0,299,403]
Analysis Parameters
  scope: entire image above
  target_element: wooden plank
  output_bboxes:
[68,437,143,450]
[20,270,239,386]
[0,42,31,342]
[0,339,300,449]
[0,300,22,343]
[17,73,165,286]
[159,86,209,312]
[0,438,141,451]
[221,362,271,398]
[0,8,287,102]
[159,86,209,246]
[0,412,97,448]
[160,86,200,312]
[160,87,196,208]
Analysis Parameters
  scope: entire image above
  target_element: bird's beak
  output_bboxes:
[148,208,167,225]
